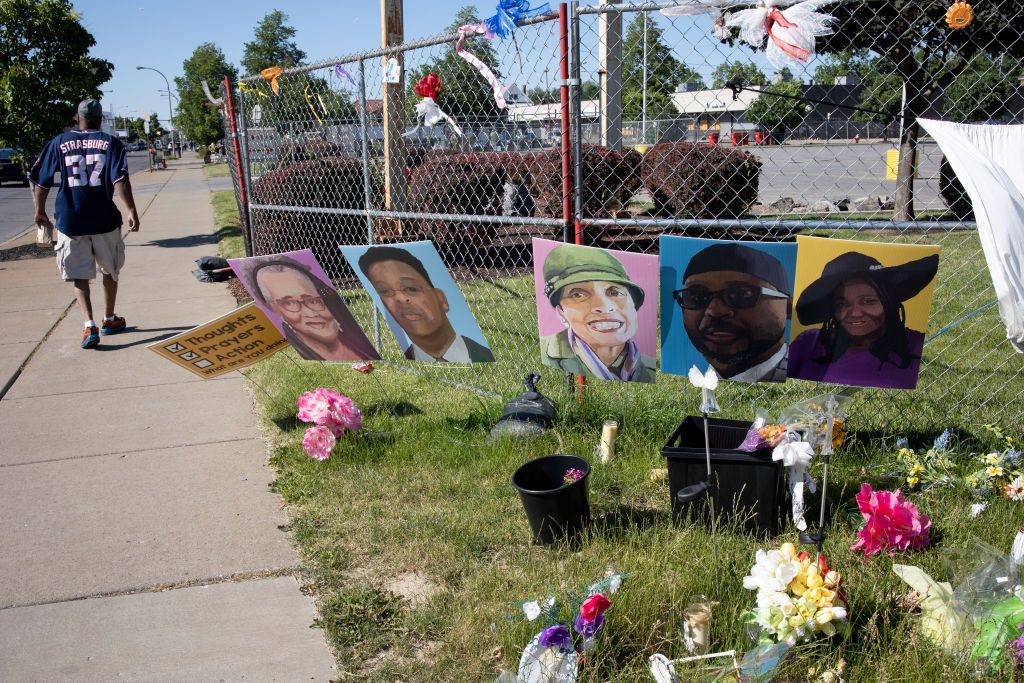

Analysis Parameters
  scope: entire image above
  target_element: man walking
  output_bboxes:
[31,99,140,348]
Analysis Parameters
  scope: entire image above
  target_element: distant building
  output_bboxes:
[506,99,600,122]
[355,99,384,122]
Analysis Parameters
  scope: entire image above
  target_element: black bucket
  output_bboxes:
[662,417,785,537]
[511,454,591,546]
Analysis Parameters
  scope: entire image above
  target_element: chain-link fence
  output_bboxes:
[230,0,1024,429]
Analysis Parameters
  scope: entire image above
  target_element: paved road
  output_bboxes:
[0,151,152,245]
[749,140,944,210]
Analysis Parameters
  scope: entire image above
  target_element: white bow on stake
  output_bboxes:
[725,0,835,69]
[687,365,721,599]
[772,434,817,531]
[688,365,720,414]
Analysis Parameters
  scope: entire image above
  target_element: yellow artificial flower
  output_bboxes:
[984,452,1002,465]
[909,463,925,476]
[780,542,797,561]
[898,447,914,459]
[988,466,1005,478]
[907,476,920,487]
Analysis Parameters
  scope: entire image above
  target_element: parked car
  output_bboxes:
[0,148,28,186]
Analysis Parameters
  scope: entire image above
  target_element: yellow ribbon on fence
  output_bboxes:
[304,85,326,125]
[237,81,267,98]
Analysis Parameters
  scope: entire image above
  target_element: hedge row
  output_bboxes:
[249,142,762,259]
[250,156,366,276]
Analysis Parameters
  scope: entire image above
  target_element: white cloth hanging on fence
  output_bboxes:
[918,119,1024,352]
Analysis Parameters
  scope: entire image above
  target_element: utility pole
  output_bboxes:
[641,12,648,144]
[598,0,622,150]
[381,0,406,216]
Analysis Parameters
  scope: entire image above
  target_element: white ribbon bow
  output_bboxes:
[414,97,463,136]
[688,365,720,414]
[772,436,817,531]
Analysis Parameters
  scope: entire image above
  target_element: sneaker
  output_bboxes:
[82,326,100,349]
[101,316,126,335]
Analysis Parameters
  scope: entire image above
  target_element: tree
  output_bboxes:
[175,43,237,147]
[745,80,805,130]
[712,61,767,88]
[622,14,703,118]
[239,11,352,133]
[0,0,113,156]
[241,10,307,76]
[405,7,503,123]
[146,113,165,140]
[113,116,146,142]
[943,54,1020,121]
[854,57,901,124]
[812,0,1024,219]
[813,49,872,85]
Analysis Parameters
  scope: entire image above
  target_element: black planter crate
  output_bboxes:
[661,416,785,537]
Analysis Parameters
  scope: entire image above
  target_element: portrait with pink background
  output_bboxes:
[533,238,659,356]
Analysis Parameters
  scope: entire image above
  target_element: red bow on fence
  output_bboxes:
[764,8,811,62]
[414,73,442,101]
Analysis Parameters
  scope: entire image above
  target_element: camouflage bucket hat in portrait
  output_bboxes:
[542,243,645,309]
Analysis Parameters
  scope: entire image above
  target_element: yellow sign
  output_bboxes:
[885,149,920,180]
[148,302,289,378]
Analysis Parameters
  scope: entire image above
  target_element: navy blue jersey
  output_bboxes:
[29,129,128,237]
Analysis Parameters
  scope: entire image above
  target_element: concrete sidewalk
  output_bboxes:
[0,161,336,680]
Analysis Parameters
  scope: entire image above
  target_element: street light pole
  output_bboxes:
[137,65,177,158]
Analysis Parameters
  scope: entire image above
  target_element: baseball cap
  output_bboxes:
[683,243,791,296]
[77,99,103,119]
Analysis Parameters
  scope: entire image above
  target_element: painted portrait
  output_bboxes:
[339,241,495,363]
[228,249,380,362]
[533,239,659,383]
[660,236,798,383]
[788,235,941,390]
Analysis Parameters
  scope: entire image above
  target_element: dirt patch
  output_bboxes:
[383,571,440,609]
[0,242,53,262]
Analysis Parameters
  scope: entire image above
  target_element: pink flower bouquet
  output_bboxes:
[851,483,931,557]
[296,388,361,460]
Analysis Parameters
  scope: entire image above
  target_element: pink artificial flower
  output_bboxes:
[850,483,931,557]
[297,388,336,424]
[297,388,362,437]
[325,394,362,436]
[579,593,611,622]
[302,424,336,461]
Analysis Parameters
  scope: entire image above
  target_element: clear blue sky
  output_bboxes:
[75,1,800,127]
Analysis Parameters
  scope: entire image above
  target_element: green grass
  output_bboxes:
[240,352,1024,681]
[206,183,1024,679]
[203,162,232,178]
[210,190,244,260]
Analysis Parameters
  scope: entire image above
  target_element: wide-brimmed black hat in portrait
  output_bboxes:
[796,251,940,326]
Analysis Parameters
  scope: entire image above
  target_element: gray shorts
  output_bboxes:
[55,229,125,281]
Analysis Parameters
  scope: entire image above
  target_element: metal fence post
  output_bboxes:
[223,77,253,258]
[571,0,584,246]
[235,87,255,257]
[357,57,382,349]
[598,0,622,150]
[559,3,572,245]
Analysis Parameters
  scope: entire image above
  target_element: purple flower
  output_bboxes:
[1012,623,1024,662]
[563,468,585,485]
[538,624,572,650]
[574,612,605,639]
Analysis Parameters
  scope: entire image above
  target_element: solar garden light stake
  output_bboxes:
[799,395,839,556]
[682,366,721,600]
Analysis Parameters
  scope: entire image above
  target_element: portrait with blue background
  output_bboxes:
[340,241,494,363]
[660,235,797,383]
